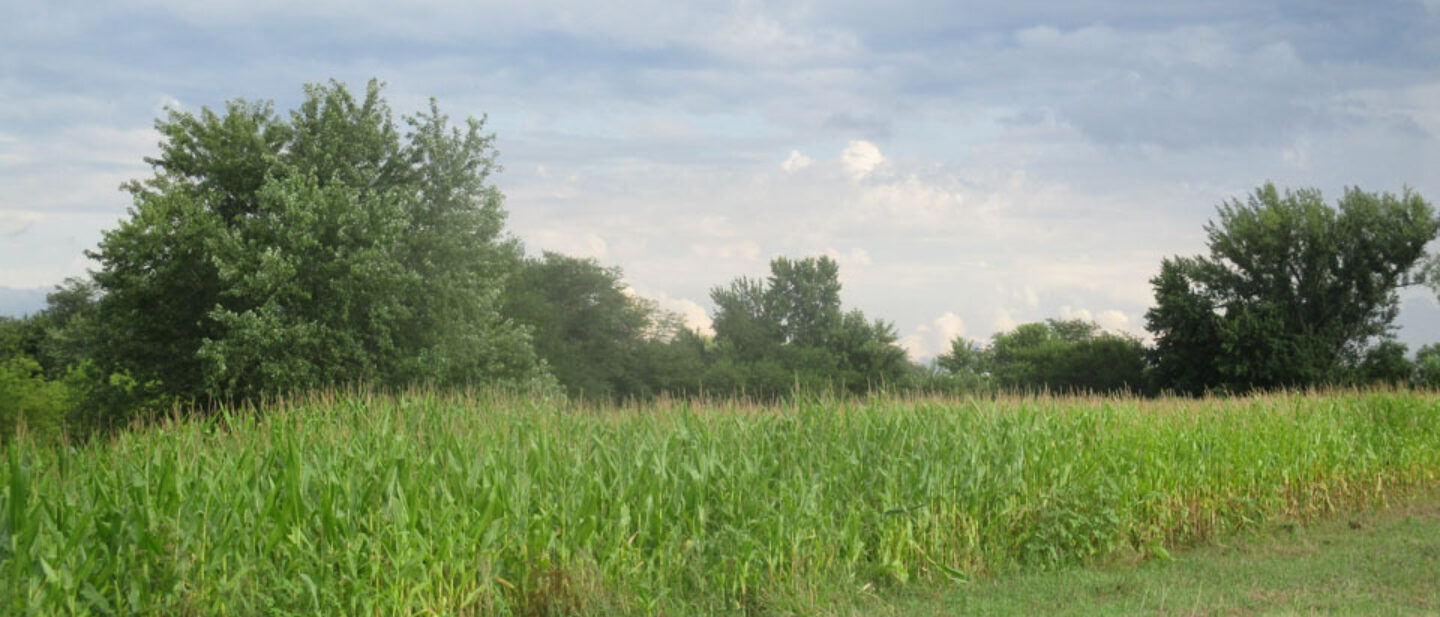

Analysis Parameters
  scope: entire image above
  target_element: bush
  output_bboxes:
[0,357,69,442]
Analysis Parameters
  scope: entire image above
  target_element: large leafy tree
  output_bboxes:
[764,256,842,347]
[85,79,546,405]
[1146,184,1438,393]
[502,251,682,400]
[974,319,1145,395]
[1415,344,1440,388]
[708,256,909,395]
[1352,340,1413,386]
[711,256,844,357]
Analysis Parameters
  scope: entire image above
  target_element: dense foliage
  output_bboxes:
[705,256,910,397]
[84,80,549,412]
[501,251,690,400]
[3,391,1438,614]
[1145,184,1438,394]
[937,319,1146,395]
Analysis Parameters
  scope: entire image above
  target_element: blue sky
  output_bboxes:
[3,0,1439,358]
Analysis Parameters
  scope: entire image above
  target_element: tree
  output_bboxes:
[764,256,842,347]
[827,309,909,390]
[1352,340,1413,386]
[1414,344,1440,389]
[502,251,680,400]
[709,276,778,363]
[929,338,990,394]
[1146,184,1438,392]
[0,356,68,442]
[936,338,985,376]
[1145,257,1224,395]
[83,79,547,409]
[708,256,909,396]
[978,319,1145,395]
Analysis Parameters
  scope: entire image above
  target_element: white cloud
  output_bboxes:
[781,149,812,173]
[934,312,967,342]
[1096,309,1132,333]
[631,287,714,336]
[899,311,971,361]
[991,309,1018,335]
[840,139,886,180]
[823,246,872,267]
[1059,305,1137,335]
[1058,305,1095,322]
[898,334,928,360]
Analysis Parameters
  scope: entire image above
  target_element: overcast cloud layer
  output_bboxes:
[4,1,1439,359]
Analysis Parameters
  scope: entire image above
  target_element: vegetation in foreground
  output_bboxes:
[3,390,1438,615]
[862,488,1440,616]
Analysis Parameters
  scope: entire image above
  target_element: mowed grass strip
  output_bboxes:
[2,391,1438,615]
[861,488,1440,616]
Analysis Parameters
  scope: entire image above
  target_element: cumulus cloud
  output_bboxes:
[1058,305,1136,335]
[840,139,886,180]
[631,287,715,336]
[781,149,812,173]
[899,311,968,360]
[1095,309,1132,333]
[991,309,1019,337]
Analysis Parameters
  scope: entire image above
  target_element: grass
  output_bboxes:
[861,489,1440,616]
[2,389,1438,615]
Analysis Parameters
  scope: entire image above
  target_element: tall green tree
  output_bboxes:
[83,79,547,409]
[1146,184,1438,393]
[975,319,1145,395]
[936,338,985,377]
[502,251,681,400]
[1352,340,1413,386]
[1414,343,1440,389]
[708,256,909,396]
[710,276,777,363]
[1145,257,1224,395]
[764,256,842,347]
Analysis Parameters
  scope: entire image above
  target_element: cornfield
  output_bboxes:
[3,390,1438,615]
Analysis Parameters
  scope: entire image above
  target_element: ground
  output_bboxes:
[850,491,1440,616]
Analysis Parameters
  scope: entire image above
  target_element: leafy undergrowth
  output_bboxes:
[2,390,1438,615]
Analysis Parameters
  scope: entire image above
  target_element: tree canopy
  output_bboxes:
[83,80,548,407]
[936,319,1146,395]
[708,256,909,396]
[501,251,683,400]
[1145,184,1438,393]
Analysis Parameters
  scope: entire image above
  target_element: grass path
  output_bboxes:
[856,491,1440,616]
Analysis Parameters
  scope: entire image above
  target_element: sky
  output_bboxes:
[3,0,1440,360]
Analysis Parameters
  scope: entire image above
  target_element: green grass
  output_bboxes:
[2,390,1439,615]
[861,489,1440,616]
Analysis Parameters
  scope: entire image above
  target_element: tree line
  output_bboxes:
[3,80,1439,440]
